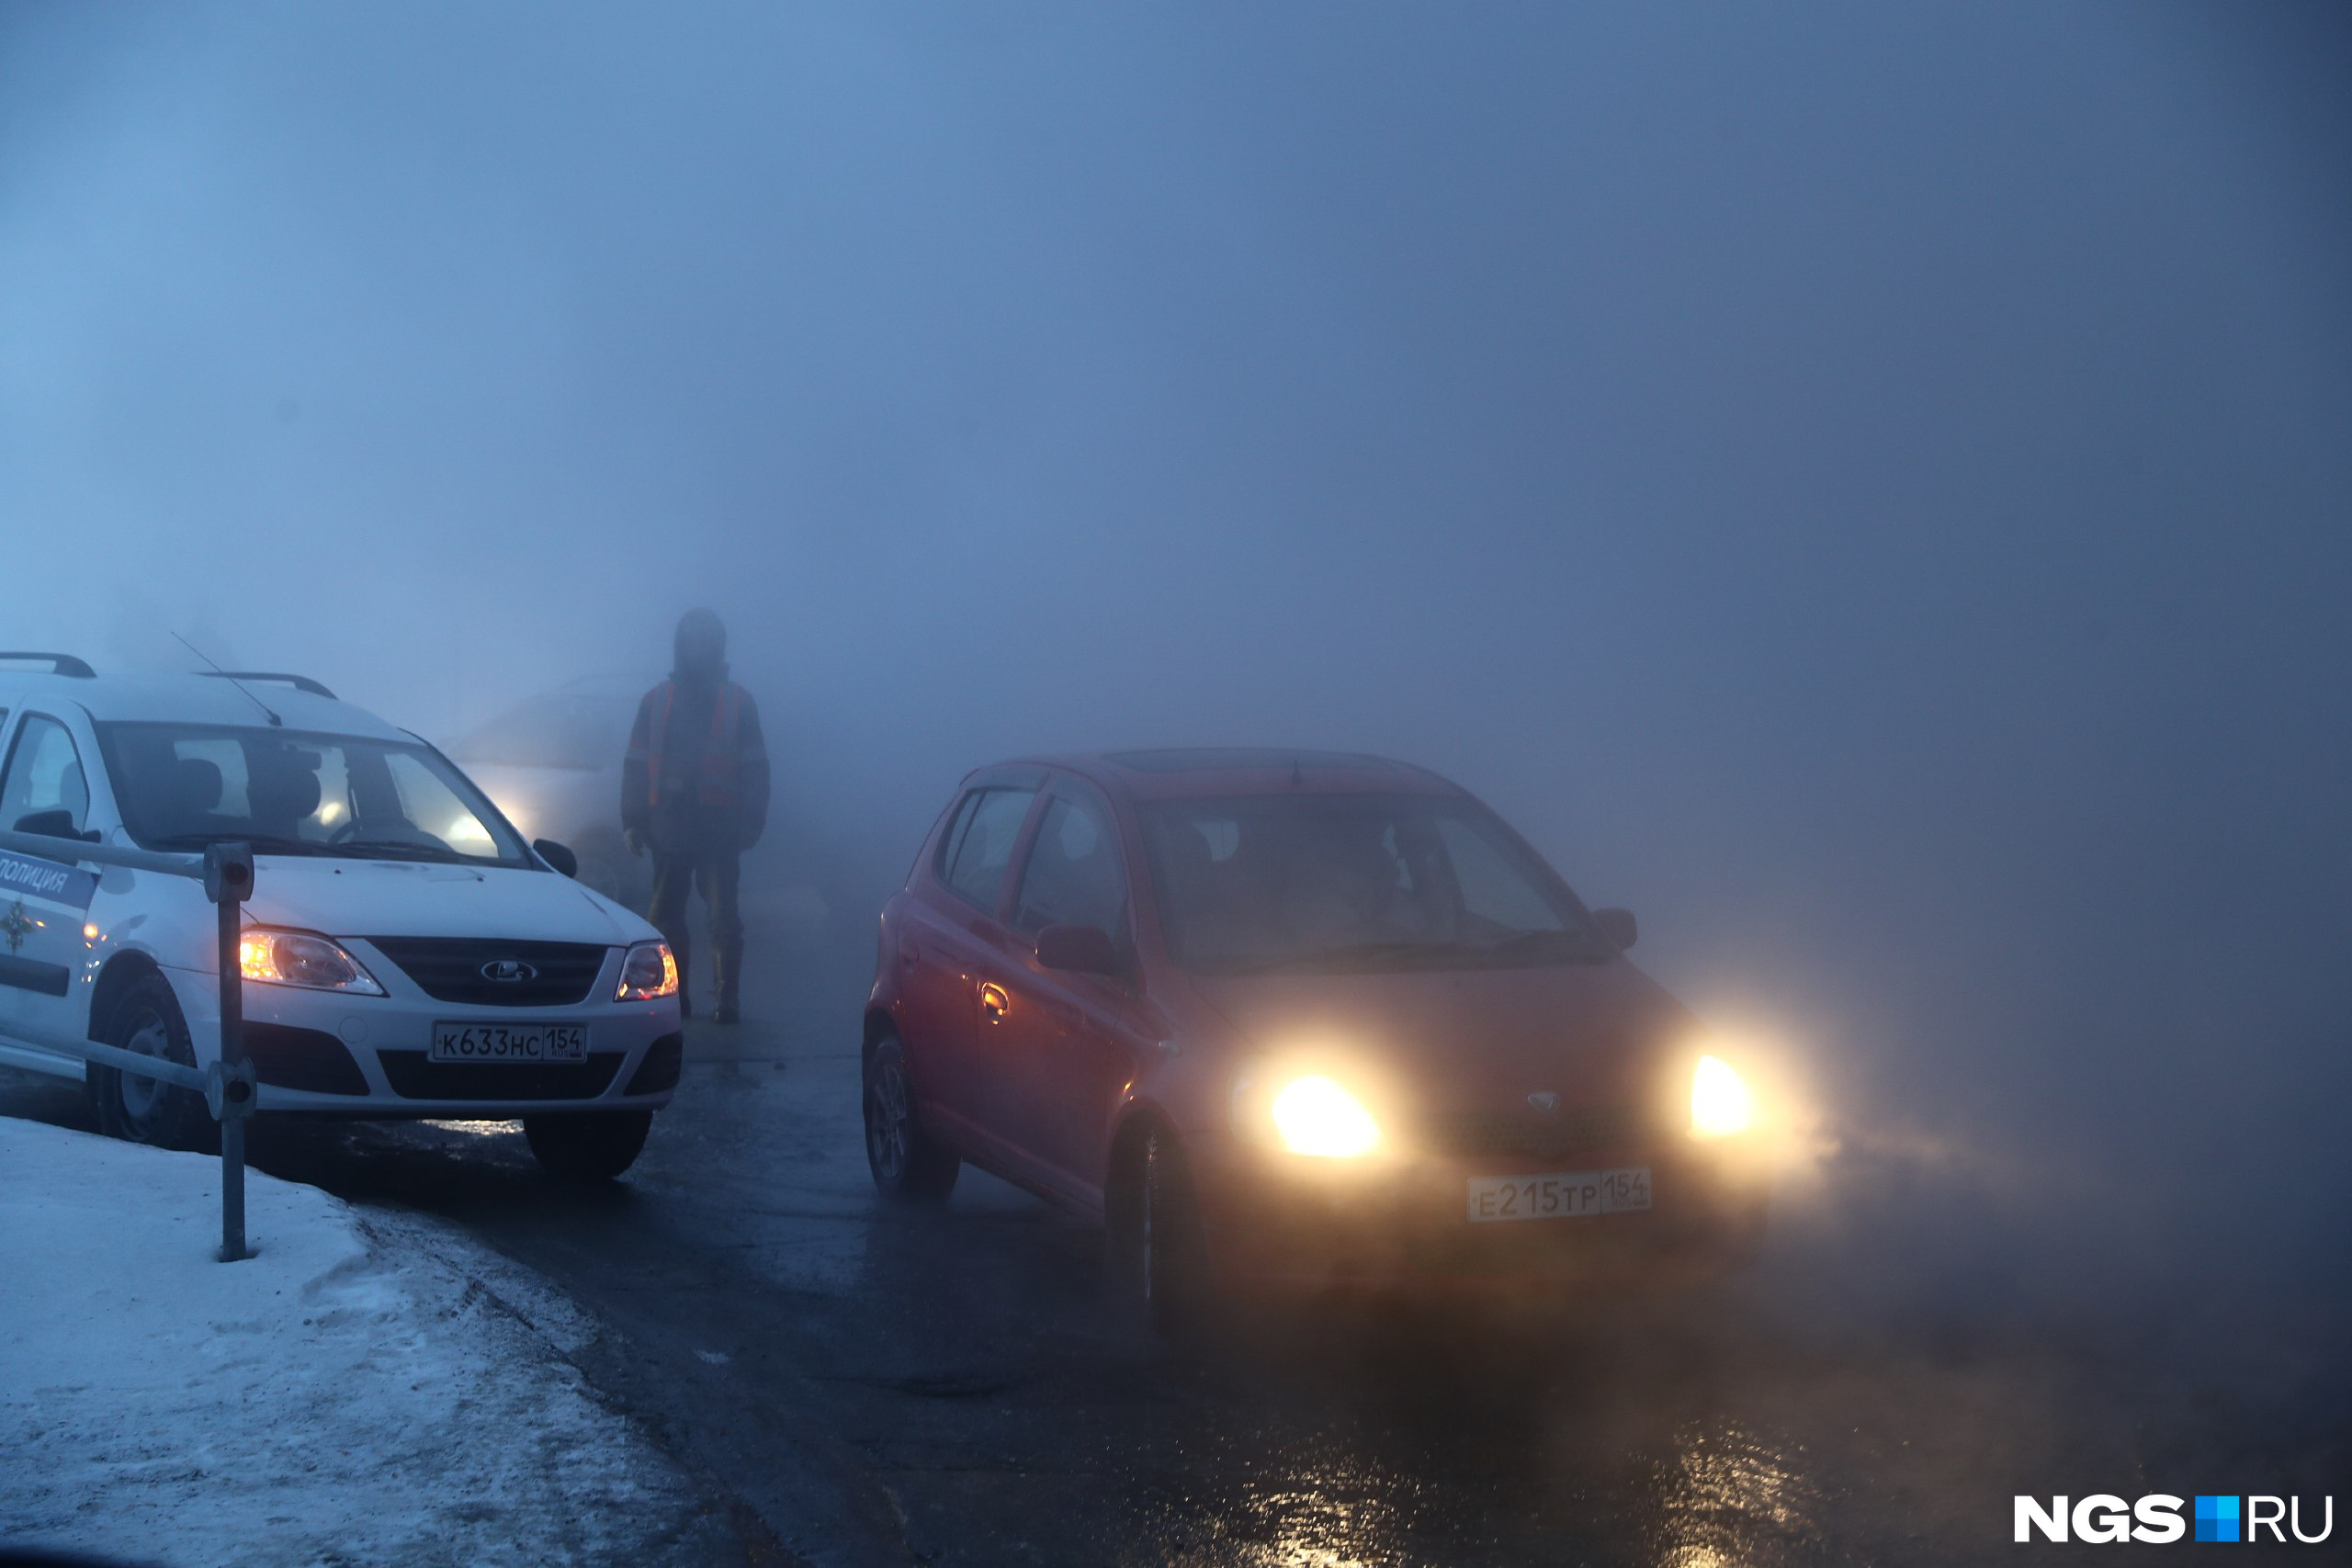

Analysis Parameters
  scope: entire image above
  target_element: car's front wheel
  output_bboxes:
[1105,1121,1212,1336]
[864,1035,959,1200]
[524,1111,652,1181]
[97,973,215,1152]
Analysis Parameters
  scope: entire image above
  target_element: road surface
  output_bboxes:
[2,929,2338,1565]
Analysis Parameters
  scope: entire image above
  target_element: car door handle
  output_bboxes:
[900,942,921,966]
[978,982,1008,1023]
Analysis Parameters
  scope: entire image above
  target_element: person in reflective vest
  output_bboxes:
[622,608,771,1023]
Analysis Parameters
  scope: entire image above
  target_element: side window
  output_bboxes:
[1012,794,1128,938]
[0,716,91,835]
[937,787,1037,912]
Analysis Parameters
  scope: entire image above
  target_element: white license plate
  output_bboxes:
[428,1021,590,1064]
[1466,1166,1651,1224]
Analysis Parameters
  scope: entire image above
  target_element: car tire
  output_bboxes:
[864,1035,959,1200]
[97,973,216,1153]
[524,1110,653,1182]
[1106,1122,1212,1337]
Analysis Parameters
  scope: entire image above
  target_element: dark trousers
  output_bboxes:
[647,821,743,1011]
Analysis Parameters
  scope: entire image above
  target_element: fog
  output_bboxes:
[6,3,2349,1364]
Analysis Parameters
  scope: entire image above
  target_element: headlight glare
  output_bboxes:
[1690,1054,1754,1138]
[238,929,385,996]
[1270,1074,1382,1158]
[616,940,679,1002]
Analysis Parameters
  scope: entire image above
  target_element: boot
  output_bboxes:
[712,936,742,1025]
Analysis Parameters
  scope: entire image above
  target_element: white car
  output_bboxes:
[439,673,652,909]
[0,656,683,1180]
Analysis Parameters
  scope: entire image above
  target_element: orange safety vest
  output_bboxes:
[642,680,746,808]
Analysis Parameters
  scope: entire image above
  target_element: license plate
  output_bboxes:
[1466,1166,1651,1224]
[428,1021,589,1064]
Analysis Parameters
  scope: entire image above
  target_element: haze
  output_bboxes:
[5,2,2347,1359]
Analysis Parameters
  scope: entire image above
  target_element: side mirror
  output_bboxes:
[14,808,95,842]
[1036,922,1122,976]
[1591,907,1637,952]
[534,839,580,879]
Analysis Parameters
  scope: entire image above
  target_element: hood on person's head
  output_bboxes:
[673,608,727,682]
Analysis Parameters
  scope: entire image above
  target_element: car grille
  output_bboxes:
[1414,1105,1655,1161]
[378,1051,624,1101]
[366,938,608,1007]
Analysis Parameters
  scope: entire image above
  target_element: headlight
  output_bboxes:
[616,940,679,1002]
[1690,1054,1754,1138]
[1269,1074,1382,1158]
[239,928,386,996]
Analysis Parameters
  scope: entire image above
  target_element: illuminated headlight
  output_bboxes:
[239,929,385,996]
[615,940,679,1002]
[1269,1075,1382,1158]
[1690,1055,1754,1138]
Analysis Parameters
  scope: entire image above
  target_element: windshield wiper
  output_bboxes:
[1476,928,1607,962]
[332,840,469,863]
[1221,931,1607,976]
[146,833,327,857]
[1223,940,1476,976]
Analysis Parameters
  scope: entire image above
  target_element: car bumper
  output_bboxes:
[1186,1134,1766,1296]
[159,963,684,1118]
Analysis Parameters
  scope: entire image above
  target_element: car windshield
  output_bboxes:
[97,722,530,866]
[1137,793,1613,974]
[443,690,635,771]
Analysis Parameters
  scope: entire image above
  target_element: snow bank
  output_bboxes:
[0,1119,697,1566]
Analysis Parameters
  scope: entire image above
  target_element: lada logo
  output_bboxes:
[481,959,537,983]
[1527,1091,1560,1112]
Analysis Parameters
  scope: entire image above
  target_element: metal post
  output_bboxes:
[204,843,256,1262]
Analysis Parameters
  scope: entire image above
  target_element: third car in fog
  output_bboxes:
[861,748,1766,1327]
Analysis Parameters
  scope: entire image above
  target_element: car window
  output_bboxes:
[937,786,1037,912]
[96,722,528,865]
[1138,792,1611,973]
[447,694,631,771]
[0,716,91,835]
[1435,814,1566,933]
[1012,793,1127,939]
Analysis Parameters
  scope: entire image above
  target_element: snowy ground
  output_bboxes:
[0,1117,712,1567]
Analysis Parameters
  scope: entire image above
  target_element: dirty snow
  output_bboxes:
[0,1118,702,1566]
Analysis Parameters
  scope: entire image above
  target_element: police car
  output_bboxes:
[0,654,682,1179]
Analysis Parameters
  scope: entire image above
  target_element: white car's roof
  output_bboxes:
[0,670,413,742]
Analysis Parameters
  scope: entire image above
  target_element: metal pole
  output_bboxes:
[204,842,256,1263]
[218,891,247,1261]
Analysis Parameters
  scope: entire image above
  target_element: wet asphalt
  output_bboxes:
[4,936,2341,1566]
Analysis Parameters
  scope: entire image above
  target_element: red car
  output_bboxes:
[861,749,1765,1323]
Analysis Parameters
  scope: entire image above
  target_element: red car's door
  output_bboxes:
[989,783,1155,1209]
[895,780,1041,1151]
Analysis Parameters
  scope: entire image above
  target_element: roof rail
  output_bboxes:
[200,671,337,700]
[0,651,96,678]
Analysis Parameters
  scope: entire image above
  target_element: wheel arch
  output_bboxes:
[860,1006,897,1070]
[1102,1099,1182,1227]
[85,949,166,1045]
